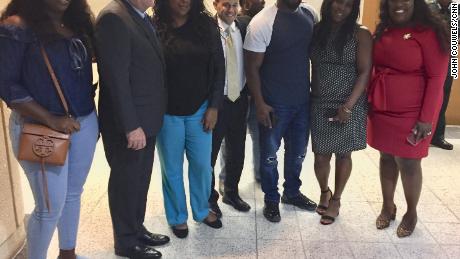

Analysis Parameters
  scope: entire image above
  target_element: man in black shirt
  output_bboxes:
[239,0,265,22]
[430,0,455,150]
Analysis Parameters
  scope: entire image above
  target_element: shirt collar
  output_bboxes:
[126,0,147,18]
[218,17,236,34]
[275,3,301,13]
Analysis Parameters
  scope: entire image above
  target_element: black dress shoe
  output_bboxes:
[171,226,189,239]
[431,139,454,150]
[203,217,223,229]
[223,194,251,212]
[263,201,281,223]
[140,231,170,246]
[209,203,223,218]
[115,244,162,259]
[281,193,317,211]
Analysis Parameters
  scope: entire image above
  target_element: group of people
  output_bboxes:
[0,0,454,258]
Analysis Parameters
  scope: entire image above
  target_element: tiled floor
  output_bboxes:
[22,126,460,258]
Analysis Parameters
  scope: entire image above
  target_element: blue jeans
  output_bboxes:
[9,111,98,259]
[156,102,212,226]
[259,103,309,203]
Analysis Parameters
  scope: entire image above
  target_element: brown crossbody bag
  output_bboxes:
[17,44,71,212]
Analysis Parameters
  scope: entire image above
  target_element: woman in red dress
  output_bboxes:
[368,0,449,237]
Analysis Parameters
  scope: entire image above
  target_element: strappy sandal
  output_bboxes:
[316,187,332,215]
[376,204,397,230]
[320,197,340,225]
[397,216,417,238]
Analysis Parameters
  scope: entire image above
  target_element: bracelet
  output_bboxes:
[342,105,352,114]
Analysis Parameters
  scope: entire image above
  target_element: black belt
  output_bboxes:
[224,87,248,101]
[224,89,248,102]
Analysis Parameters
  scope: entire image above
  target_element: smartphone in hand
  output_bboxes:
[269,112,278,127]
[325,108,337,122]
[407,133,422,146]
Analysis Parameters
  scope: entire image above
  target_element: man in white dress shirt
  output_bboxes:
[209,0,251,217]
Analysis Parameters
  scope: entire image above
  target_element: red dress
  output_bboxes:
[368,26,449,159]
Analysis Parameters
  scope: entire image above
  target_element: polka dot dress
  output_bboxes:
[310,28,367,154]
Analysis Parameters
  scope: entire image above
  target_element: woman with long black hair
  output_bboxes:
[369,0,449,237]
[153,0,225,238]
[310,0,372,225]
[0,0,97,258]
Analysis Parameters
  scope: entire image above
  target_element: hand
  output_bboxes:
[255,101,274,128]
[202,108,218,132]
[48,115,80,134]
[334,105,351,123]
[126,127,146,150]
[413,121,432,142]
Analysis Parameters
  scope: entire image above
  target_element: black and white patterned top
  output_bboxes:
[310,28,367,154]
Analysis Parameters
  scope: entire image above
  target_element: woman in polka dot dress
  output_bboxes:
[310,0,372,225]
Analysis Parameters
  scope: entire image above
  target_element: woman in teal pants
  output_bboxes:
[153,0,225,238]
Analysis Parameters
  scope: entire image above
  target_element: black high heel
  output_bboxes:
[320,197,340,225]
[316,187,332,215]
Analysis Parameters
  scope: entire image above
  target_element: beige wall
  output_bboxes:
[0,6,25,259]
[0,104,25,259]
[362,0,379,33]
[0,2,27,251]
[447,78,460,124]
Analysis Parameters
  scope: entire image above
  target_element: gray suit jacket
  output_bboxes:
[95,0,167,138]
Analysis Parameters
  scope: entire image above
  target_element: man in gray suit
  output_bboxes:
[96,0,168,258]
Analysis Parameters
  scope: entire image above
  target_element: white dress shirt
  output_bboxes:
[218,18,246,96]
[126,0,147,18]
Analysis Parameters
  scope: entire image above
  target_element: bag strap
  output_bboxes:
[40,159,51,212]
[40,44,70,117]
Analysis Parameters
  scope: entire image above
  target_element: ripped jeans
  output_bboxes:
[258,103,310,203]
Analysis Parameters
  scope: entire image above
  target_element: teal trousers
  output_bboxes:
[157,102,212,226]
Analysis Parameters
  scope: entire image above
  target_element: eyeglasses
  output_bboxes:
[68,38,88,71]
